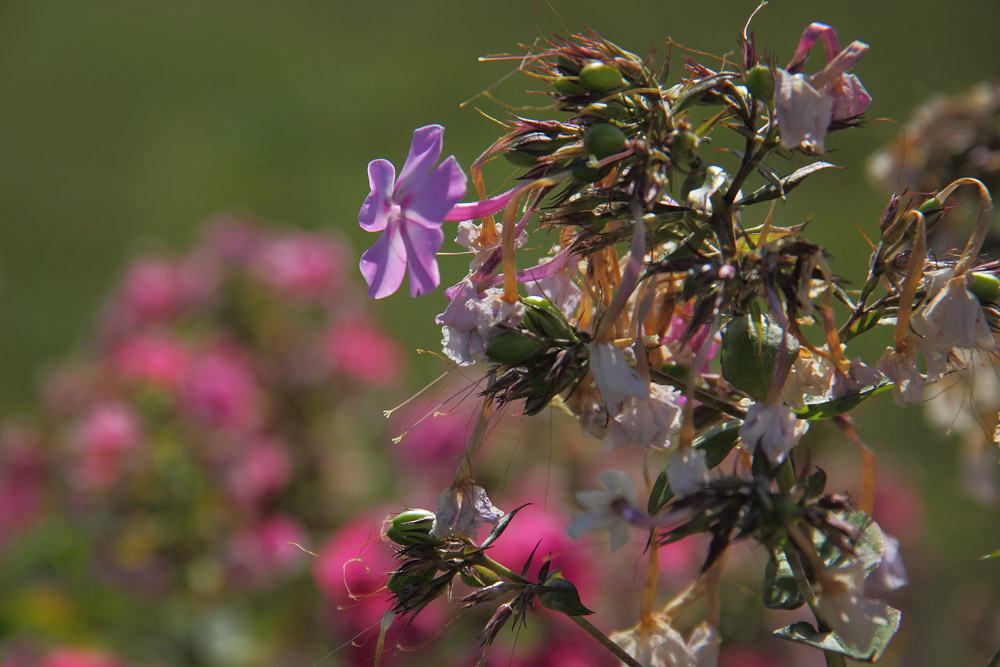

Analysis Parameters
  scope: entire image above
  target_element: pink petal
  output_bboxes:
[832,72,872,119]
[359,223,407,299]
[402,156,467,228]
[359,159,395,232]
[395,125,444,195]
[788,22,841,71]
[400,219,444,297]
[444,183,525,222]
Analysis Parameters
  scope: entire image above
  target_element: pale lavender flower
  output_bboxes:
[776,23,871,153]
[359,125,467,298]
[877,341,924,406]
[567,470,642,551]
[869,535,908,593]
[435,280,525,366]
[430,482,504,539]
[739,401,808,464]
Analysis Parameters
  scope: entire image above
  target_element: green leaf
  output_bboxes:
[538,576,594,616]
[735,162,840,206]
[794,381,893,420]
[763,551,805,610]
[669,72,737,116]
[773,605,901,662]
[814,511,885,573]
[720,314,799,402]
[648,470,672,516]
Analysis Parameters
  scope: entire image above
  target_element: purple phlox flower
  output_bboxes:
[359,125,467,298]
[776,23,871,153]
[430,482,504,539]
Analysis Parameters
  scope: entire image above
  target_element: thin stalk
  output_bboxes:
[569,616,645,667]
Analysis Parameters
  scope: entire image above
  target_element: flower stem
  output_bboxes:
[569,615,645,667]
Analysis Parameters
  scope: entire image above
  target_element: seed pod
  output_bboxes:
[969,272,1000,302]
[553,76,586,96]
[579,62,625,93]
[485,330,547,365]
[583,123,627,160]
[745,65,775,102]
[522,296,577,341]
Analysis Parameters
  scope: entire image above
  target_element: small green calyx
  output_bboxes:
[386,509,439,547]
[485,330,548,365]
[521,296,578,341]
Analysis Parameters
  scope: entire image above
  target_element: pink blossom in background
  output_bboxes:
[324,316,405,386]
[201,216,262,264]
[226,438,292,506]
[41,648,124,667]
[0,423,46,548]
[72,402,143,490]
[228,514,306,587]
[111,258,191,327]
[110,333,192,392]
[873,469,925,542]
[392,406,470,482]
[181,343,260,433]
[253,232,346,300]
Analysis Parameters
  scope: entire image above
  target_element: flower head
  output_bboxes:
[776,23,871,153]
[739,401,808,464]
[359,125,467,298]
[566,470,642,551]
[430,482,504,539]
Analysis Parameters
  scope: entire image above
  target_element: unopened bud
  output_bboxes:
[969,272,1000,303]
[522,296,577,341]
[553,76,586,96]
[583,123,627,160]
[386,509,439,547]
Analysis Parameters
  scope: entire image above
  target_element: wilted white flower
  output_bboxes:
[567,470,641,551]
[876,342,925,406]
[739,401,809,463]
[603,384,684,452]
[588,342,649,415]
[437,279,525,365]
[817,560,892,654]
[868,535,908,593]
[687,166,728,216]
[523,252,582,319]
[611,618,719,667]
[431,482,504,539]
[667,448,710,499]
[913,270,996,354]
[781,350,837,410]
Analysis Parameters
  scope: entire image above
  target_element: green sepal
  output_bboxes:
[773,606,901,662]
[735,162,839,207]
[538,575,593,616]
[485,330,547,365]
[763,550,805,610]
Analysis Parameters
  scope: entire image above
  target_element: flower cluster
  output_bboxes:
[355,12,997,667]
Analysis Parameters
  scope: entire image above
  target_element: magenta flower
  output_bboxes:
[359,125,467,298]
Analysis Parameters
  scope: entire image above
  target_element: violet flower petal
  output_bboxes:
[359,159,396,232]
[403,156,467,227]
[359,223,407,299]
[395,124,444,195]
[400,220,444,297]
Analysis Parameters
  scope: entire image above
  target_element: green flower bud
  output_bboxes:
[522,296,578,341]
[583,123,627,160]
[387,570,433,593]
[385,509,439,547]
[571,159,611,183]
[485,330,548,365]
[578,62,625,93]
[917,196,944,215]
[969,272,1000,302]
[672,130,699,164]
[745,65,775,102]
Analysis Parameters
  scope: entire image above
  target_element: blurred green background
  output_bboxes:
[0,0,998,664]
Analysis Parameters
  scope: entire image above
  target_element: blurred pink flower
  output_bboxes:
[201,216,262,264]
[228,514,306,587]
[0,423,46,548]
[42,648,124,667]
[325,316,405,386]
[181,343,260,432]
[226,438,292,506]
[253,232,346,300]
[873,470,925,542]
[72,401,143,490]
[111,332,192,391]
